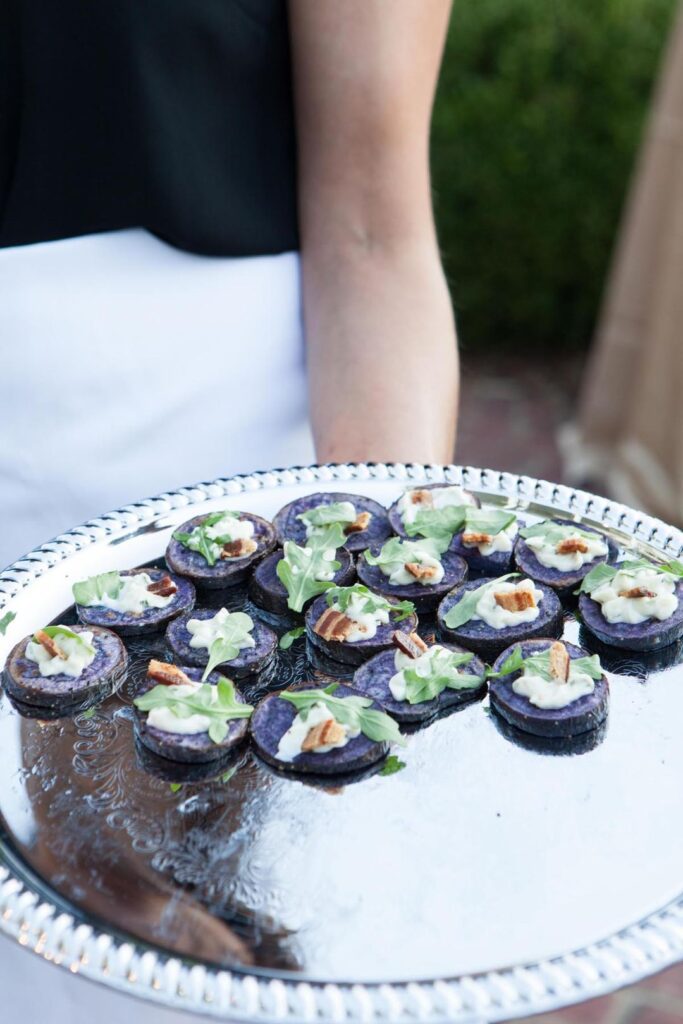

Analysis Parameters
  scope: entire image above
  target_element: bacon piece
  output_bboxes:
[405,561,439,581]
[392,630,428,659]
[423,632,437,645]
[147,575,178,597]
[314,608,354,641]
[409,489,433,507]
[301,718,346,752]
[147,660,191,687]
[548,642,570,683]
[619,586,657,599]
[494,587,537,612]
[555,537,589,555]
[220,538,258,559]
[462,531,493,546]
[34,629,66,659]
[344,511,372,535]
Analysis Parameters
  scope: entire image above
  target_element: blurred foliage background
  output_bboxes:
[431,0,677,352]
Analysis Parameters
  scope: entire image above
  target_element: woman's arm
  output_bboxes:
[289,0,458,465]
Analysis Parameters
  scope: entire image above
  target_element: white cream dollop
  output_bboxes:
[303,501,356,539]
[333,593,391,643]
[463,522,518,556]
[186,608,256,652]
[93,573,174,614]
[25,630,96,678]
[381,548,445,587]
[204,514,254,543]
[474,579,543,629]
[398,485,475,526]
[525,531,607,571]
[276,702,359,762]
[389,644,468,701]
[512,664,596,710]
[590,568,678,624]
[146,682,214,735]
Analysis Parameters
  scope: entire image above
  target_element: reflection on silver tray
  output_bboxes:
[1,463,683,1022]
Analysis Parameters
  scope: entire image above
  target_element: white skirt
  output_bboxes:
[0,229,314,570]
[0,229,313,1021]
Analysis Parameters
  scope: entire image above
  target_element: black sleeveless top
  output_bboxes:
[0,1,299,256]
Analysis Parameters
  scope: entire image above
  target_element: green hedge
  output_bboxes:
[431,0,677,351]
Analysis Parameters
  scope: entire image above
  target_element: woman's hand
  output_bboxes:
[289,0,458,466]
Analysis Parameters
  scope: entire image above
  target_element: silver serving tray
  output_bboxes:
[1,462,683,1023]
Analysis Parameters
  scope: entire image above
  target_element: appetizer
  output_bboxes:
[352,631,486,724]
[3,624,127,709]
[74,568,195,635]
[249,540,355,620]
[305,584,418,667]
[166,510,275,588]
[134,660,252,763]
[250,681,402,775]
[450,508,519,575]
[166,608,277,679]
[388,483,478,540]
[437,574,563,659]
[488,639,608,738]
[356,537,468,613]
[514,518,616,594]
[577,558,683,651]
[273,492,392,553]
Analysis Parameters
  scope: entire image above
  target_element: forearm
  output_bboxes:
[303,238,459,465]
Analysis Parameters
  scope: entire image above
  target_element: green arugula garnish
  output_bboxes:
[520,520,600,547]
[442,574,519,630]
[135,677,253,745]
[488,644,603,682]
[297,502,357,530]
[280,683,405,746]
[364,536,444,576]
[325,584,415,622]
[576,558,683,596]
[72,571,122,607]
[200,611,256,681]
[379,755,406,776]
[400,648,483,704]
[33,624,96,657]
[462,508,517,538]
[169,782,182,794]
[0,611,16,635]
[276,524,345,613]
[173,511,244,567]
[405,505,469,549]
[279,626,307,650]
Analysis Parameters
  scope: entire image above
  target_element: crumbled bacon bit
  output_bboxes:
[392,630,428,659]
[301,718,346,752]
[405,561,439,581]
[423,632,437,645]
[494,587,537,612]
[555,538,589,555]
[221,538,258,559]
[409,489,433,506]
[34,629,66,659]
[314,608,354,641]
[147,660,191,686]
[619,586,657,599]
[462,531,493,545]
[147,575,178,597]
[548,642,570,683]
[344,511,371,534]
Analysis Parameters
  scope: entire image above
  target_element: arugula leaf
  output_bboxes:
[442,574,519,630]
[364,536,443,573]
[0,611,16,635]
[200,611,256,681]
[134,677,253,745]
[279,626,306,650]
[400,648,482,704]
[487,645,603,682]
[276,524,345,613]
[169,782,182,794]
[404,505,469,549]
[173,511,243,567]
[297,501,357,529]
[520,520,598,546]
[379,755,406,776]
[72,571,122,607]
[35,624,96,656]
[576,557,683,596]
[280,685,405,746]
[462,508,517,537]
[487,645,526,679]
[325,584,415,623]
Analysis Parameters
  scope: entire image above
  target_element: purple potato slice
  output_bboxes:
[250,681,388,775]
[273,492,392,554]
[513,519,618,598]
[76,567,195,636]
[133,666,251,763]
[488,638,609,738]
[437,578,563,660]
[305,594,419,667]
[388,482,480,540]
[166,512,276,588]
[3,625,127,709]
[165,609,277,678]
[352,643,486,724]
[490,706,608,755]
[450,533,515,577]
[248,548,356,618]
[577,624,683,675]
[356,548,468,614]
[134,736,248,784]
[578,579,683,652]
